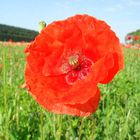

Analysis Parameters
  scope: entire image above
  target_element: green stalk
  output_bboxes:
[78,117,85,140]
[15,92,19,130]
[91,116,96,139]
[3,48,9,140]
[40,108,44,140]
[57,115,62,140]
[53,114,56,137]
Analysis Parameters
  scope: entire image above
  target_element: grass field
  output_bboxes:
[0,44,140,140]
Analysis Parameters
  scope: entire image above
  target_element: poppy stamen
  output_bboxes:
[69,55,79,67]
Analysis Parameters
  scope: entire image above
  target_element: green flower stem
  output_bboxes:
[3,49,9,140]
[40,108,44,140]
[53,114,56,137]
[57,115,62,140]
[78,117,85,140]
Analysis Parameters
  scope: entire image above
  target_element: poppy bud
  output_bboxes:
[38,21,46,33]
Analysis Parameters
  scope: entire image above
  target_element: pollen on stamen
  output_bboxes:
[69,55,79,67]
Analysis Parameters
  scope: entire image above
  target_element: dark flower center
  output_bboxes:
[73,65,81,71]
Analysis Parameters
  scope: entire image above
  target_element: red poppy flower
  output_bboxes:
[126,35,131,40]
[133,35,139,41]
[24,14,124,116]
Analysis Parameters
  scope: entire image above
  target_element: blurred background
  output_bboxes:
[0,0,140,43]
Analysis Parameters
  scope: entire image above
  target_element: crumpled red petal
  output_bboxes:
[32,84,100,117]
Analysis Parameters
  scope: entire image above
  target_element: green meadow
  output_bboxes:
[0,44,140,140]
